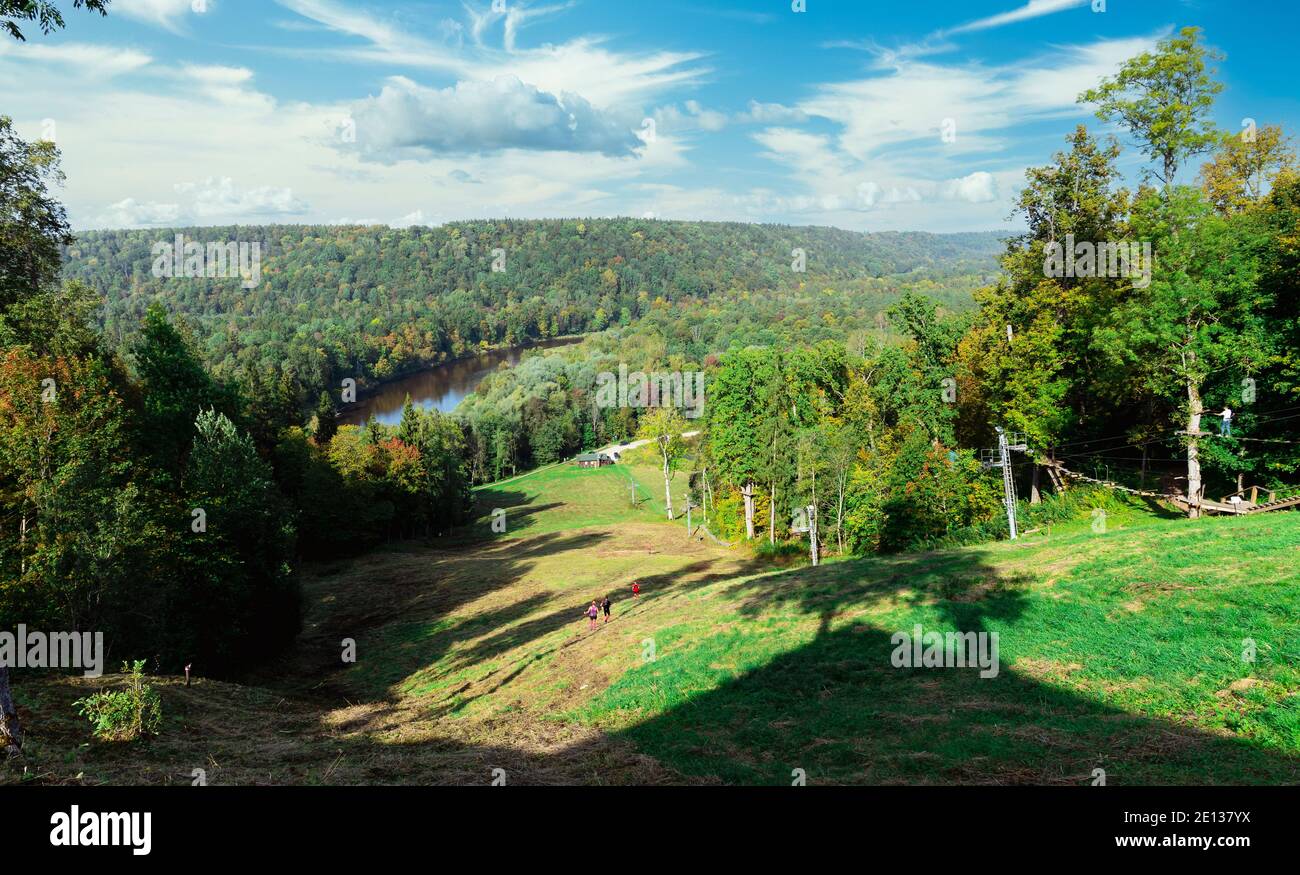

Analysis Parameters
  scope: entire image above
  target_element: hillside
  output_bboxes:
[58,221,1003,393]
[6,460,1299,786]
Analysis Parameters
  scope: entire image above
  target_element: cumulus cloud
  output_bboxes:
[344,75,642,160]
[939,171,998,203]
[173,176,308,217]
[89,178,307,228]
[393,209,439,227]
[89,198,185,228]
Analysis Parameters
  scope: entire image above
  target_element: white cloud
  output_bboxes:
[939,171,998,203]
[173,176,308,218]
[945,0,1090,36]
[275,0,706,109]
[738,100,809,125]
[0,41,152,77]
[89,198,184,228]
[345,75,642,159]
[393,209,438,227]
[797,34,1162,166]
[114,0,203,34]
[177,65,277,113]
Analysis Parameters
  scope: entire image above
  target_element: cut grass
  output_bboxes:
[5,462,1298,785]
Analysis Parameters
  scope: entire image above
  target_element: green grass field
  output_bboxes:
[6,461,1299,785]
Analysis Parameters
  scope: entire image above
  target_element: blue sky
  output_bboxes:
[4,0,1298,232]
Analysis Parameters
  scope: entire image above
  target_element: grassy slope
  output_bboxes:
[6,462,1299,785]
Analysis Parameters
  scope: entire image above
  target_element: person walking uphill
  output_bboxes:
[601,596,612,624]
[585,600,599,631]
[631,581,641,598]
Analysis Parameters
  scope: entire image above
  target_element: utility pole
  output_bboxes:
[985,427,1028,540]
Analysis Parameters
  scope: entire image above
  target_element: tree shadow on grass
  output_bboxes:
[365,557,755,721]
[249,529,614,697]
[600,551,1300,785]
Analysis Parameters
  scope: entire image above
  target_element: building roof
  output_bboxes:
[574,452,609,462]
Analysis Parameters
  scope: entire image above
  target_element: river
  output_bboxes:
[339,337,581,427]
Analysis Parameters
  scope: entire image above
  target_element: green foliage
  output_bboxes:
[133,303,238,479]
[1080,26,1224,187]
[0,121,301,678]
[0,116,74,318]
[73,661,162,743]
[62,222,1000,409]
[0,0,108,41]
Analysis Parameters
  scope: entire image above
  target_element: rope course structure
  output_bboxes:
[1050,463,1300,516]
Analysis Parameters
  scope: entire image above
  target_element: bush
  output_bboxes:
[753,538,809,566]
[73,661,162,742]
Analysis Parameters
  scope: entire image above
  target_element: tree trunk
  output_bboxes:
[769,483,776,545]
[662,451,673,521]
[808,505,819,567]
[1186,378,1203,520]
[1030,464,1041,504]
[0,666,21,756]
[742,481,755,539]
[836,470,847,555]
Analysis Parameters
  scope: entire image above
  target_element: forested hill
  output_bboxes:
[61,220,1002,394]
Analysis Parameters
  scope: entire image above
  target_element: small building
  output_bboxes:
[573,452,613,468]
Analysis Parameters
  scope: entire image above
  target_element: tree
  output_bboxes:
[638,406,689,520]
[0,664,18,754]
[707,347,775,537]
[0,116,74,316]
[0,0,108,41]
[179,409,299,672]
[1080,27,1224,188]
[1200,125,1297,214]
[132,304,232,479]
[1097,187,1268,517]
[821,419,858,554]
[313,390,338,443]
[960,127,1130,477]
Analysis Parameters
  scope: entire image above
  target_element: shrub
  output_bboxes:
[753,538,808,566]
[73,660,162,742]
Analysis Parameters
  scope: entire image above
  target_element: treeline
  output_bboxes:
[61,219,999,419]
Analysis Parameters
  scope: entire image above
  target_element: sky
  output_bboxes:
[5,0,1299,233]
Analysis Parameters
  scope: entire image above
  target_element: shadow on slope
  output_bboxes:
[594,549,1300,785]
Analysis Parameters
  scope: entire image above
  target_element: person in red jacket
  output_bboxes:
[631,581,641,598]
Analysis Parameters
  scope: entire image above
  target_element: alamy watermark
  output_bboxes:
[1,625,104,678]
[890,624,1000,678]
[151,233,262,289]
[595,363,705,419]
[1043,234,1151,290]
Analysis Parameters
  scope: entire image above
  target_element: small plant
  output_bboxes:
[73,660,162,742]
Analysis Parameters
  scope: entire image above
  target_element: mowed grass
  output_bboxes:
[577,514,1300,784]
[7,460,1299,785]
